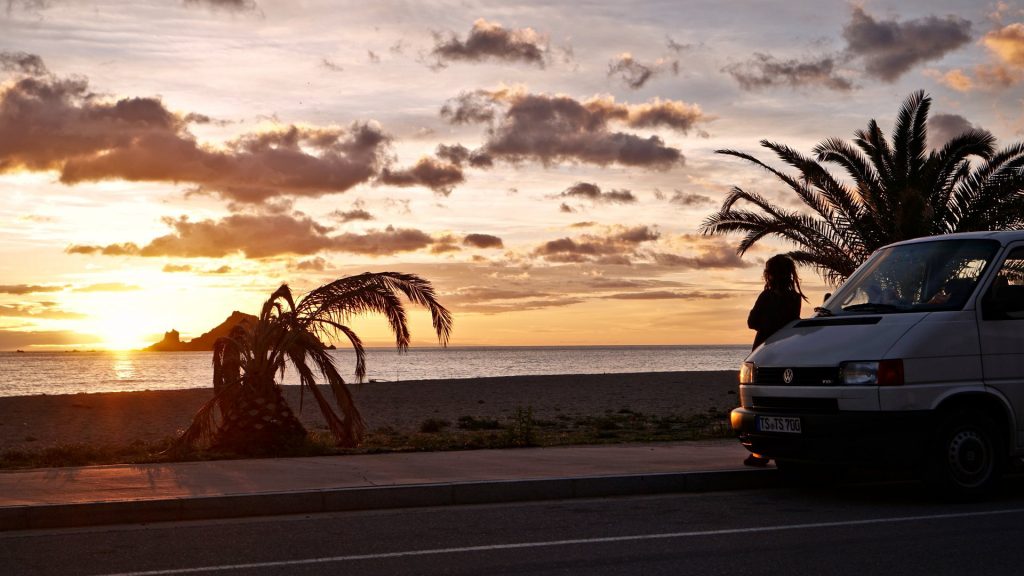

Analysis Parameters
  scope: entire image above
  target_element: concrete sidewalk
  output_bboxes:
[0,440,776,531]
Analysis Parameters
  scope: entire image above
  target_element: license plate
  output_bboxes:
[757,415,802,434]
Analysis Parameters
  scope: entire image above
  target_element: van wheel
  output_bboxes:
[928,410,1001,499]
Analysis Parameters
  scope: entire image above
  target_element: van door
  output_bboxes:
[979,245,1024,447]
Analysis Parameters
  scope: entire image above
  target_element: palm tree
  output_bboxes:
[173,272,452,454]
[701,91,1024,285]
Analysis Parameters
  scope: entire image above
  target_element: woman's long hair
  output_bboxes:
[764,254,808,301]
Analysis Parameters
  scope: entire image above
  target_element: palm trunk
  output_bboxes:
[213,384,307,454]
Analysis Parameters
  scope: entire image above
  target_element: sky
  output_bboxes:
[1,0,1023,350]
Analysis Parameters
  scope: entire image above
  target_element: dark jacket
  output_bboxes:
[748,289,802,350]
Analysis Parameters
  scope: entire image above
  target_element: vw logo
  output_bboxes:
[782,368,795,384]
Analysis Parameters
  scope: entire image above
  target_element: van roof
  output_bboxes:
[885,230,1024,249]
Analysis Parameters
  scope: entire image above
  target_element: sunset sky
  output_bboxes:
[2,0,1024,350]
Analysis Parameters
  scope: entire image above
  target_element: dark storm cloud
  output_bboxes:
[607,53,678,90]
[723,53,854,91]
[928,113,978,148]
[0,284,64,295]
[0,70,391,202]
[559,182,637,204]
[0,51,48,76]
[842,6,972,82]
[463,233,503,249]
[378,156,465,196]
[442,88,706,169]
[430,18,548,68]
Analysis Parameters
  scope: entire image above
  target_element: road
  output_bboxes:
[4,478,1024,576]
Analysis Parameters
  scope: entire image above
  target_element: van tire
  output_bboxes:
[927,409,1001,499]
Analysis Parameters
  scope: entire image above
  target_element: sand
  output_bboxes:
[0,371,739,453]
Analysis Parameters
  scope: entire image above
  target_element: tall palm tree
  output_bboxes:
[174,272,453,454]
[701,91,1024,285]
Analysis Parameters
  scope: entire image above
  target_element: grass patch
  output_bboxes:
[0,409,734,470]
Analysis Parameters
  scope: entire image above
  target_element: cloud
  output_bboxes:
[0,68,390,203]
[435,143,493,168]
[463,233,503,249]
[378,156,465,196]
[430,18,548,68]
[0,284,64,295]
[559,182,637,204]
[66,243,141,256]
[723,53,854,91]
[294,257,327,271]
[0,51,48,76]
[67,211,438,259]
[842,6,972,82]
[603,290,732,300]
[0,329,102,350]
[928,113,979,147]
[183,0,258,12]
[162,264,193,273]
[321,58,344,72]
[328,208,374,223]
[74,283,142,292]
[983,22,1024,67]
[441,88,706,169]
[651,238,751,269]
[607,53,678,89]
[927,68,974,91]
[666,189,715,208]
[533,225,660,264]
[332,225,435,256]
[0,304,87,320]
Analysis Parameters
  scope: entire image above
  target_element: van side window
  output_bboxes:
[983,247,1024,321]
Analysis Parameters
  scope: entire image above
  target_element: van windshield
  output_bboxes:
[819,239,1001,316]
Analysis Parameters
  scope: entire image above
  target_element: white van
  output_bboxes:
[731,231,1024,496]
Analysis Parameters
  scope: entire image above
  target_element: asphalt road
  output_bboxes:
[5,478,1024,576]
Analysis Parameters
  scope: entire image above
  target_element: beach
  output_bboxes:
[0,371,738,453]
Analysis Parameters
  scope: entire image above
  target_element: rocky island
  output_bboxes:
[146,311,256,352]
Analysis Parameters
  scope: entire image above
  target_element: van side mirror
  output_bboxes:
[823,293,831,303]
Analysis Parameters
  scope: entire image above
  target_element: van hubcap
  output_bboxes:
[947,429,990,484]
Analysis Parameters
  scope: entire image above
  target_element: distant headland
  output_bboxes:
[146,311,256,352]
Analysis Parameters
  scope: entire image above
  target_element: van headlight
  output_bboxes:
[739,361,756,384]
[839,360,904,386]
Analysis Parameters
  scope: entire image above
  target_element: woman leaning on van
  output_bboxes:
[743,254,808,467]
[748,254,807,350]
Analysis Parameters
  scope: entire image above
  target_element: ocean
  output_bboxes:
[0,345,749,398]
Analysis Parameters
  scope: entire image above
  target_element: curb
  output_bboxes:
[0,468,778,532]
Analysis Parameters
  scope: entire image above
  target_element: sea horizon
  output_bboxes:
[0,344,749,398]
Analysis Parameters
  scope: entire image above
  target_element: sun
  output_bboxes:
[87,309,156,351]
